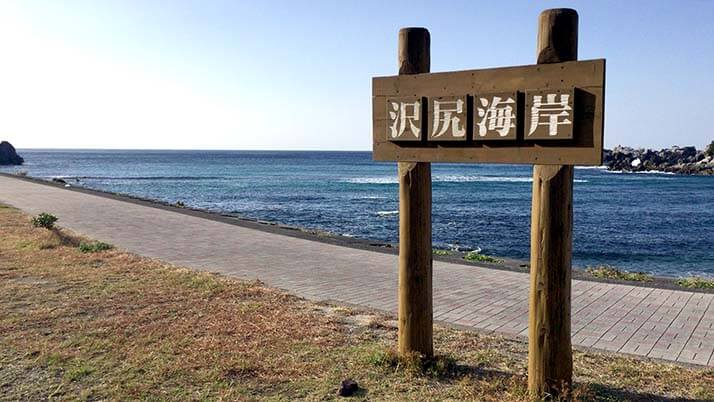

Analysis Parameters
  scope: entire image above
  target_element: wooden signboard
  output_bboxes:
[372,59,605,165]
[383,8,602,399]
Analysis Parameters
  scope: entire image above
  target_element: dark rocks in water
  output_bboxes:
[52,178,68,184]
[603,144,714,175]
[337,378,359,397]
[0,141,23,165]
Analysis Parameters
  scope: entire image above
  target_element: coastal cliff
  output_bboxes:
[603,142,714,175]
[0,141,24,165]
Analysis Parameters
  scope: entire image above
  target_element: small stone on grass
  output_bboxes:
[337,378,359,397]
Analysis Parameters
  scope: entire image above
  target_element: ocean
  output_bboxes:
[2,149,713,279]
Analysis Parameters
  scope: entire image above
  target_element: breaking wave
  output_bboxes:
[376,210,399,217]
[604,170,675,176]
[51,175,225,181]
[344,175,588,184]
[575,166,607,170]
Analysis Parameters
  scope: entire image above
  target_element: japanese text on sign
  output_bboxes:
[388,89,575,141]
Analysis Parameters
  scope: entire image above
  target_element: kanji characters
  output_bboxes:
[388,99,422,140]
[528,93,572,137]
[476,95,517,139]
[387,90,575,141]
[430,98,466,139]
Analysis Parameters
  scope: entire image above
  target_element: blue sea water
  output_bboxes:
[2,149,713,278]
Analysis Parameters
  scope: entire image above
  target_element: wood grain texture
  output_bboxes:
[427,96,468,141]
[398,28,430,75]
[524,88,575,140]
[386,97,423,141]
[398,161,433,357]
[474,92,519,141]
[397,27,433,357]
[528,8,577,398]
[372,59,604,164]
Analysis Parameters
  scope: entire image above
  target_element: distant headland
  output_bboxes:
[604,142,714,175]
[0,141,23,165]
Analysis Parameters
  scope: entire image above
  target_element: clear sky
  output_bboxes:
[1,0,712,150]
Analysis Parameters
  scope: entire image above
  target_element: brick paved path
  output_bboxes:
[1,175,712,367]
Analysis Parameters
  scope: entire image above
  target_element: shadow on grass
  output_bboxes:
[443,365,705,401]
[38,228,82,249]
[587,383,710,402]
[368,349,707,401]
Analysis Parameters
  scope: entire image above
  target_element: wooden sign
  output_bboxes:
[372,59,605,165]
[525,89,574,140]
[475,92,518,141]
[388,10,596,398]
[427,96,467,141]
[387,97,423,141]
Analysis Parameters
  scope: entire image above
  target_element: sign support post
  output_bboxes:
[379,10,603,392]
[397,27,434,358]
[528,9,578,397]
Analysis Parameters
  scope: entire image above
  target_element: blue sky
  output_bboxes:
[1,0,712,150]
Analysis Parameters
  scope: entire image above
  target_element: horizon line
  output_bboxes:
[13,143,711,152]
[15,147,375,152]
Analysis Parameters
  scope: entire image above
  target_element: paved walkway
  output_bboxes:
[1,175,712,367]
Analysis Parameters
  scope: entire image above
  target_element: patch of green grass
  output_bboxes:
[171,269,227,295]
[676,276,714,289]
[433,249,451,256]
[365,347,397,367]
[46,352,67,367]
[585,265,653,282]
[367,347,458,379]
[31,212,58,229]
[16,240,34,249]
[78,241,113,253]
[66,361,95,382]
[464,251,503,264]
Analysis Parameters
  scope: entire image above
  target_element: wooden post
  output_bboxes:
[528,8,578,397]
[397,27,433,358]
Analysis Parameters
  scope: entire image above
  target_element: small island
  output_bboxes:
[0,141,24,165]
[603,141,714,175]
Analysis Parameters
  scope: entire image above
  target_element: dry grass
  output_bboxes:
[0,204,712,401]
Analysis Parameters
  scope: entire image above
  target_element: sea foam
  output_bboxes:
[344,175,587,184]
[376,210,399,217]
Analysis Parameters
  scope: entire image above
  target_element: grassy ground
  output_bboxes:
[585,266,654,282]
[677,277,714,289]
[0,205,712,401]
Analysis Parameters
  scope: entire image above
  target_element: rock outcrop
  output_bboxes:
[603,143,714,175]
[0,141,24,165]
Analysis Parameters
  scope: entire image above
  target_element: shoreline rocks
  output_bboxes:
[603,143,714,175]
[0,141,24,165]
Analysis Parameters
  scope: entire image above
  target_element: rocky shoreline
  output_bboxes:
[0,141,23,165]
[603,142,714,175]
